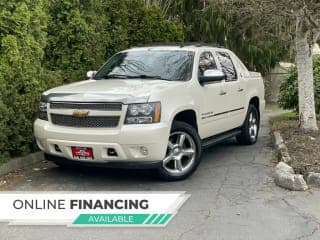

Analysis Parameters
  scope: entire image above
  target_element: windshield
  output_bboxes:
[94,50,194,81]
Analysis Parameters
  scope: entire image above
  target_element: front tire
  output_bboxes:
[158,121,202,181]
[236,104,260,145]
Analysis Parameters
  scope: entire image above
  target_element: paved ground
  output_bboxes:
[1,110,320,240]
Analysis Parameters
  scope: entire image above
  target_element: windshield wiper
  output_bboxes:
[102,74,171,81]
[104,74,132,79]
[128,75,171,81]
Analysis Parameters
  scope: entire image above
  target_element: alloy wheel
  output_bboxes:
[162,131,196,176]
[248,112,258,141]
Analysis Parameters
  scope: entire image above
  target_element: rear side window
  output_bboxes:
[231,53,250,77]
[217,52,237,81]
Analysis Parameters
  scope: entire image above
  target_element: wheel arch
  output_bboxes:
[249,96,260,117]
[172,109,198,132]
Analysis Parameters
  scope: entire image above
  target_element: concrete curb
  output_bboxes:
[273,131,291,163]
[273,162,308,191]
[307,172,320,188]
[0,152,44,177]
[273,131,308,191]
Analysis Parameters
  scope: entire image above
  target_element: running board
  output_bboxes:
[201,128,242,149]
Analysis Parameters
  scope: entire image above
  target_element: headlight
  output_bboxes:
[38,101,48,121]
[125,102,161,124]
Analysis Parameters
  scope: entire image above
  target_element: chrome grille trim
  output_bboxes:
[50,102,122,111]
[51,114,120,128]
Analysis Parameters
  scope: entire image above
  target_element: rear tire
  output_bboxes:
[158,121,202,181]
[236,104,260,145]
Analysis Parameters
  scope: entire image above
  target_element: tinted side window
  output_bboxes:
[198,51,217,77]
[217,52,237,81]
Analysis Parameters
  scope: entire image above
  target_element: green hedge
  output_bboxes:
[278,56,320,114]
[0,0,183,162]
[44,0,183,83]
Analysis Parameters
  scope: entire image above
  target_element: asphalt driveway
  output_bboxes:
[0,110,320,240]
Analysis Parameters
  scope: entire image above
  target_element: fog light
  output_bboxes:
[54,144,61,152]
[107,148,118,157]
[140,146,148,156]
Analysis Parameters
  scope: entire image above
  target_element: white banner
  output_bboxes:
[0,191,189,227]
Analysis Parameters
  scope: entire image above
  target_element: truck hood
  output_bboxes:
[42,79,183,104]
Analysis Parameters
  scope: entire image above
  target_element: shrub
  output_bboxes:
[44,0,184,83]
[278,56,320,114]
[0,0,52,161]
[0,0,183,161]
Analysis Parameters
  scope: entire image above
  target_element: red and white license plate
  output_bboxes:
[71,147,94,160]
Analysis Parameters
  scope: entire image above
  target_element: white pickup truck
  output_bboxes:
[34,44,265,180]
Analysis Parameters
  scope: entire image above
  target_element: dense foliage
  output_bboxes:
[44,0,183,83]
[0,0,294,162]
[0,0,183,161]
[147,0,291,74]
[0,0,52,161]
[278,57,320,114]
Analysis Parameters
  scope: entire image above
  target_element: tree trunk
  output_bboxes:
[295,19,318,132]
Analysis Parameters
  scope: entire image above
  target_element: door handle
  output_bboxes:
[238,88,244,92]
[219,90,227,96]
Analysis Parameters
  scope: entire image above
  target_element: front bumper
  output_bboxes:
[34,119,170,163]
[45,153,162,169]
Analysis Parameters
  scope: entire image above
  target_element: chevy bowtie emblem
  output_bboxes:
[73,109,89,117]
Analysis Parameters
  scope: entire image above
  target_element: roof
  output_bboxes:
[134,42,223,48]
[128,42,227,52]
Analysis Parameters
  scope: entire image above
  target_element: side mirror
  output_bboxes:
[86,70,97,79]
[199,69,225,85]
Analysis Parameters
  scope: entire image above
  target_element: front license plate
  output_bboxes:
[71,147,94,160]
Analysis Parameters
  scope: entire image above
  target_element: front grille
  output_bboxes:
[51,114,120,128]
[50,102,122,111]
